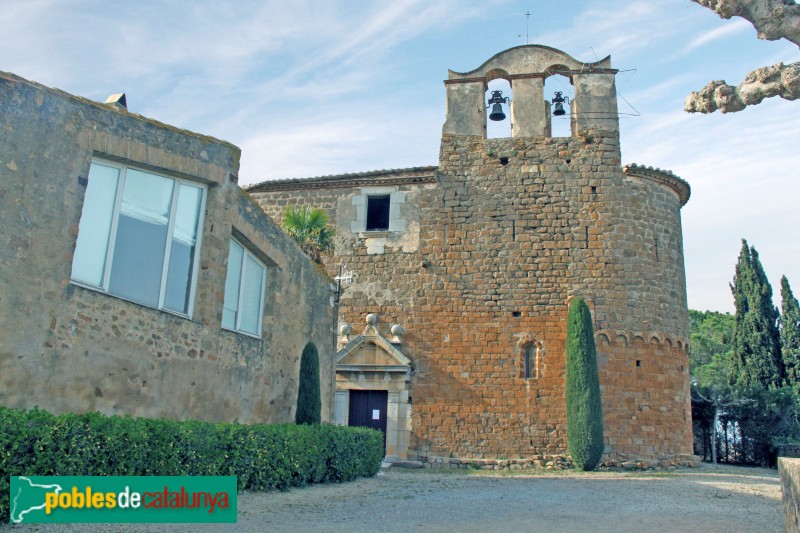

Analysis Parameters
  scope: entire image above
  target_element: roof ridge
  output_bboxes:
[245,165,438,191]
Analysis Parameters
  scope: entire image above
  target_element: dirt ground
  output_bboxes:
[4,463,783,533]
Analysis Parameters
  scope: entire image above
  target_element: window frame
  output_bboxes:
[70,158,207,319]
[523,344,538,379]
[221,238,267,338]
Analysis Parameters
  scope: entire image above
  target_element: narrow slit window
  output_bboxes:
[524,345,538,379]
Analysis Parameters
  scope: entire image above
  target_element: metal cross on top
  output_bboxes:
[520,11,532,45]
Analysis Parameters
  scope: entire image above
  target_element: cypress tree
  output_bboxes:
[729,240,782,389]
[781,276,800,392]
[565,297,604,471]
[295,342,321,425]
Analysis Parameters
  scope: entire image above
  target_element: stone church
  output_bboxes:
[249,45,697,467]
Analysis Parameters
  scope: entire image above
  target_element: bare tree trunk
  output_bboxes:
[724,418,730,463]
[737,420,742,463]
[692,0,800,46]
[684,62,800,113]
[711,407,719,464]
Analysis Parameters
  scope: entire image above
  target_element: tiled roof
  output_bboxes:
[246,166,438,192]
[623,163,691,206]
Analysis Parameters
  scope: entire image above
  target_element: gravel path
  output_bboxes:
[3,464,782,532]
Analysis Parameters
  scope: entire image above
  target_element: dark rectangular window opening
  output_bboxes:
[366,195,391,231]
[524,346,537,379]
[524,349,531,378]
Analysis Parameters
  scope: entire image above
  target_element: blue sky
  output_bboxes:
[3,0,798,313]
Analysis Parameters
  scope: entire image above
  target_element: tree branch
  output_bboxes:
[687,1,800,113]
[692,0,800,46]
[684,61,800,113]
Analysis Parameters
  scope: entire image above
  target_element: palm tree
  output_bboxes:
[281,205,336,263]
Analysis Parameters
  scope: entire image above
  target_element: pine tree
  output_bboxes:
[295,342,321,425]
[565,297,604,471]
[781,276,800,392]
[729,240,782,389]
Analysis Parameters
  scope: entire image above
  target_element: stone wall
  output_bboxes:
[413,133,691,460]
[0,71,335,424]
[249,131,693,462]
[780,457,800,533]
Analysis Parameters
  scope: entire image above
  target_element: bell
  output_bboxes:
[489,103,506,121]
[551,91,569,117]
[486,89,509,121]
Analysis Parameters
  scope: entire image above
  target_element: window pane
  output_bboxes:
[222,240,244,330]
[524,348,532,378]
[71,163,120,286]
[239,255,265,335]
[109,169,174,308]
[163,184,203,314]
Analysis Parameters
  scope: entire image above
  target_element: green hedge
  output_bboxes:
[0,406,384,522]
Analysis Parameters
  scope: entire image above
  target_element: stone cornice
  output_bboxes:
[622,163,691,207]
[595,329,690,352]
[245,166,438,192]
[443,69,618,85]
[447,44,613,80]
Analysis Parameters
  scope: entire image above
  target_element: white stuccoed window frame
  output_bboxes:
[351,186,406,234]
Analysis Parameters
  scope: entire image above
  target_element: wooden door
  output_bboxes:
[348,390,388,448]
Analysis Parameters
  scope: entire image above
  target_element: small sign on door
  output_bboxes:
[372,409,380,420]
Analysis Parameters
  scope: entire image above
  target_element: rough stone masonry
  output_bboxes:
[0,71,335,426]
[250,45,698,467]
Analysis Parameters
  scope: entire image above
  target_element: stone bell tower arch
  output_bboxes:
[442,45,620,138]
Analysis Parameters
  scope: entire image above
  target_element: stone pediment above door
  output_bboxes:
[336,314,411,375]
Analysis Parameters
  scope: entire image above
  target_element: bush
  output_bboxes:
[0,406,383,522]
[296,342,322,425]
[565,297,605,471]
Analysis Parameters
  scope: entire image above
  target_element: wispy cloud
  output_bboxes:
[3,0,798,312]
[238,99,442,182]
[535,0,690,65]
[682,18,752,53]
[621,97,800,311]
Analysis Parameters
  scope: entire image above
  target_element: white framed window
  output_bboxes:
[365,195,391,231]
[70,159,206,317]
[350,188,406,234]
[222,239,266,337]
